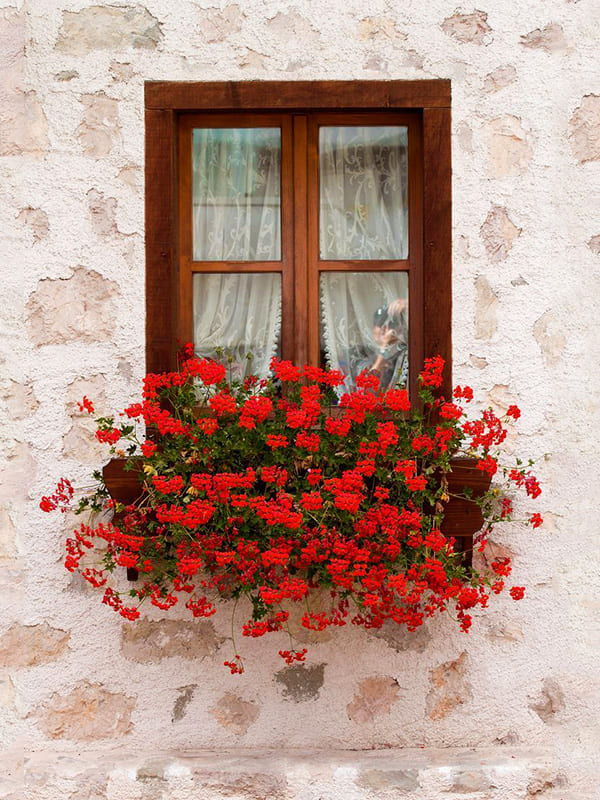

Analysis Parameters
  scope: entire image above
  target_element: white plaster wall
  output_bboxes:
[2,1,599,798]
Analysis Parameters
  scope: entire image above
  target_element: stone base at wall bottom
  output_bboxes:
[2,745,571,800]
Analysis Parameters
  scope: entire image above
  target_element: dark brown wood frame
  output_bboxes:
[146,80,452,395]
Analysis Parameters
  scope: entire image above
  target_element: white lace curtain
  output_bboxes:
[191,125,409,386]
[192,128,282,380]
[192,127,281,262]
[193,273,281,382]
[320,272,409,394]
[319,126,408,260]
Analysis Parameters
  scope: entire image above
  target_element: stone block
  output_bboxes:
[210,692,260,734]
[26,268,118,346]
[485,116,533,178]
[520,23,567,53]
[474,275,499,340]
[120,618,222,662]
[480,205,521,262]
[33,681,135,740]
[483,65,517,93]
[569,95,600,163]
[347,675,400,723]
[76,92,120,158]
[426,652,472,720]
[55,6,162,55]
[0,623,70,668]
[441,11,492,45]
[533,310,566,367]
[275,662,325,702]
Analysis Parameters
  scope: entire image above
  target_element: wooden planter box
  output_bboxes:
[103,456,490,580]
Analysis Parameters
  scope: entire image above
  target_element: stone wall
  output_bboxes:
[2,1,599,798]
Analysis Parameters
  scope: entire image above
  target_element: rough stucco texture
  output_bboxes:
[3,1,600,798]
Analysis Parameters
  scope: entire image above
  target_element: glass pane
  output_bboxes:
[193,273,281,381]
[320,272,408,393]
[193,128,281,261]
[319,126,408,260]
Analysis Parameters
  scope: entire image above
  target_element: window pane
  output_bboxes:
[319,126,408,260]
[193,128,281,261]
[320,272,408,392]
[193,273,281,381]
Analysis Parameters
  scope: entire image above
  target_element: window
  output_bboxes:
[145,81,452,399]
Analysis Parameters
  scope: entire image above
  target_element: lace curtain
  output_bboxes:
[192,127,281,261]
[320,272,409,394]
[193,273,281,382]
[192,128,282,381]
[319,126,408,260]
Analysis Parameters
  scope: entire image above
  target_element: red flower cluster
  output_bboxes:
[42,350,543,672]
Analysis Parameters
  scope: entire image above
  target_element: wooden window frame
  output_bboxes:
[145,80,452,396]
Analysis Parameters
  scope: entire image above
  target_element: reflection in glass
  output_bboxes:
[193,273,281,382]
[193,128,281,261]
[319,126,408,260]
[320,272,408,393]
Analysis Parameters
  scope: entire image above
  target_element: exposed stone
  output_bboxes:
[275,663,325,702]
[172,685,196,722]
[450,769,493,792]
[529,678,565,722]
[533,310,566,366]
[268,11,320,46]
[474,275,499,340]
[481,206,521,262]
[26,268,118,346]
[77,92,120,158]
[210,692,260,735]
[483,64,517,93]
[495,729,520,745]
[484,617,524,642]
[66,374,108,416]
[68,775,107,800]
[1,380,39,419]
[286,589,333,643]
[109,61,134,82]
[511,275,528,286]
[456,121,474,153]
[588,234,600,254]
[117,165,141,189]
[55,70,78,81]
[485,115,533,177]
[347,676,400,723]
[17,207,49,242]
[441,10,492,45]
[487,383,517,413]
[34,681,135,740]
[569,95,600,163]
[357,768,419,792]
[238,48,267,71]
[527,769,568,795]
[193,771,287,799]
[371,619,432,653]
[62,418,104,464]
[0,674,16,709]
[472,539,513,573]
[0,506,17,559]
[0,623,70,668]
[364,53,389,72]
[358,16,406,41]
[56,6,162,55]
[469,354,488,369]
[520,23,567,53]
[426,652,472,720]
[197,4,243,43]
[87,189,118,237]
[121,619,221,662]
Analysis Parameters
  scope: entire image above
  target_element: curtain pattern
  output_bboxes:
[193,273,281,382]
[319,126,408,260]
[192,127,281,261]
[320,272,409,393]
